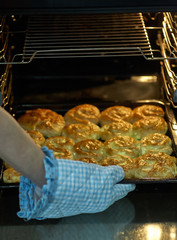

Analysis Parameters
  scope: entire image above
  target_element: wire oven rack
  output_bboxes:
[0,16,13,109]
[0,12,177,108]
[0,54,13,109]
[159,12,177,108]
[21,13,155,62]
[0,12,170,64]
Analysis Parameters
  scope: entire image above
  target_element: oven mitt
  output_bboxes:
[17,147,136,220]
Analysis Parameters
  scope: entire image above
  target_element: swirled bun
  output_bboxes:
[44,136,75,151]
[74,157,98,164]
[134,152,177,179]
[140,133,173,155]
[64,104,100,125]
[133,104,165,122]
[73,139,104,162]
[61,122,101,143]
[27,130,45,147]
[99,154,136,179]
[44,136,75,159]
[100,120,133,141]
[104,136,140,158]
[3,168,21,183]
[132,116,168,140]
[18,108,65,138]
[99,106,133,126]
[53,149,73,159]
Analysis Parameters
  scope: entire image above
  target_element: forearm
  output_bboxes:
[0,107,46,188]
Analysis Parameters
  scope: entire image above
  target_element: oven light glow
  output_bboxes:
[131,76,157,82]
[145,224,162,240]
[170,227,176,239]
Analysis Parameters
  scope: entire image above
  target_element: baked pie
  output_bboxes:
[140,133,173,155]
[100,105,134,126]
[132,116,168,140]
[104,135,140,158]
[133,104,165,122]
[18,108,65,138]
[64,104,100,125]
[134,152,177,179]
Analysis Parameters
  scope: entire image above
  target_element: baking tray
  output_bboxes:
[1,99,177,188]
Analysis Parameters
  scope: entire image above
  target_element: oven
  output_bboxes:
[0,1,177,239]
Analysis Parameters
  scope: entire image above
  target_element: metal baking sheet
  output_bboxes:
[1,99,177,188]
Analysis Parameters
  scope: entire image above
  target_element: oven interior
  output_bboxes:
[0,12,177,186]
[0,12,176,108]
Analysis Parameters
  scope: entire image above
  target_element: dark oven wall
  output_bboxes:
[7,13,163,107]
[12,57,162,106]
[1,0,177,14]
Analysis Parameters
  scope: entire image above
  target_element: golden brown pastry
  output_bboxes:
[132,116,168,140]
[99,154,136,179]
[27,130,45,147]
[100,120,133,141]
[44,136,75,151]
[44,136,75,159]
[74,157,98,164]
[134,152,177,179]
[18,108,65,138]
[140,133,173,155]
[73,139,105,162]
[53,149,73,159]
[133,104,165,122]
[104,136,140,159]
[61,122,101,143]
[3,168,21,183]
[64,104,100,125]
[99,106,134,126]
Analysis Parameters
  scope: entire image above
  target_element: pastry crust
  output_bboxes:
[100,154,136,179]
[61,122,101,143]
[133,104,165,122]
[44,136,75,159]
[140,133,173,155]
[104,136,140,158]
[53,149,73,159]
[74,157,98,164]
[44,136,75,151]
[99,106,134,126]
[132,116,168,140]
[27,130,45,147]
[100,120,133,141]
[134,152,177,179]
[3,168,21,183]
[18,108,65,138]
[73,139,104,162]
[64,104,100,125]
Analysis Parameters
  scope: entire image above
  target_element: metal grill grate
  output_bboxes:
[21,13,154,62]
[159,12,177,108]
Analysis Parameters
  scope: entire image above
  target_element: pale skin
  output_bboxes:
[0,106,46,188]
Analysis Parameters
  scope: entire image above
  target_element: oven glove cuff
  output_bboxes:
[17,146,136,220]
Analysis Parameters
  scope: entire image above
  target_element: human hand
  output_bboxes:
[18,147,135,220]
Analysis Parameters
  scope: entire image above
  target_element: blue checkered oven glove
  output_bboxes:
[17,147,135,220]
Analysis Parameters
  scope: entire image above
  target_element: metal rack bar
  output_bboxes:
[22,13,153,61]
[0,12,177,64]
[159,13,177,108]
[0,55,12,107]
